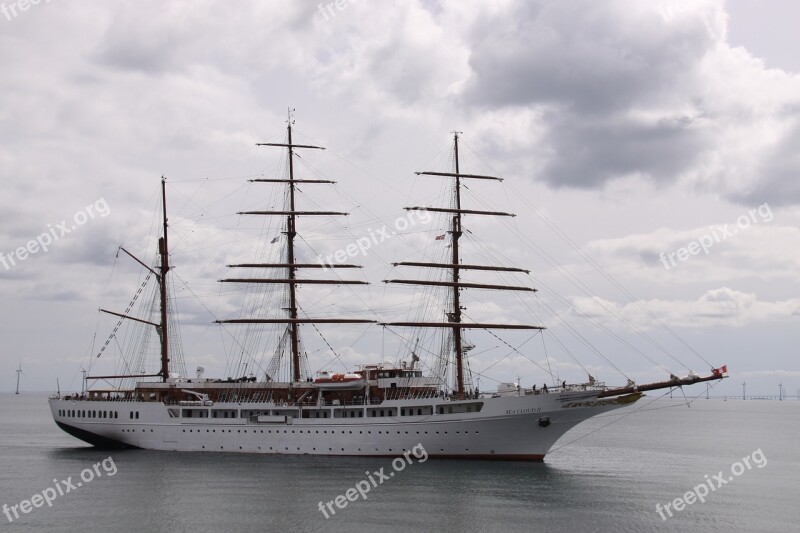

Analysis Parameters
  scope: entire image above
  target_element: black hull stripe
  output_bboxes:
[56,422,140,450]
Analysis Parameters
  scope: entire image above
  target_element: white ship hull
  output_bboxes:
[49,391,640,460]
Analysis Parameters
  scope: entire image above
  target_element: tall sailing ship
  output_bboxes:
[49,117,727,460]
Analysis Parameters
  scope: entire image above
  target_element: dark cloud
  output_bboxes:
[453,1,800,205]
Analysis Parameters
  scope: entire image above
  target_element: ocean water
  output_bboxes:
[0,392,797,532]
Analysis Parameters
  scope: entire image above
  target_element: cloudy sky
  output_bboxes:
[1,0,798,397]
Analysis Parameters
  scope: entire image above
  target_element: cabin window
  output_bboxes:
[448,407,453,414]
[380,410,385,417]
[417,408,422,415]
[359,411,363,417]
[135,412,139,419]
[129,412,133,419]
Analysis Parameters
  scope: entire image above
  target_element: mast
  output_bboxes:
[286,121,301,383]
[15,362,21,394]
[451,133,464,395]
[158,176,170,382]
[91,178,174,382]
[217,110,375,383]
[382,132,544,397]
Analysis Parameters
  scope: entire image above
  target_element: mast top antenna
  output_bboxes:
[287,107,296,125]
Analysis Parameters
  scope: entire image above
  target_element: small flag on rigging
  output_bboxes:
[435,234,445,240]
[270,236,279,244]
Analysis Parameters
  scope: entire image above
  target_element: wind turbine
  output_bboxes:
[15,362,23,395]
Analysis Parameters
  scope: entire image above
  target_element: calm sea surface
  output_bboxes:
[0,392,797,532]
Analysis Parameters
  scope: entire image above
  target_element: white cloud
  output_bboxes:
[571,287,800,329]
[586,221,800,283]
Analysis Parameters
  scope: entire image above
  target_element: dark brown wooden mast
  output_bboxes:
[158,176,170,382]
[91,178,173,382]
[382,132,543,396]
[217,111,375,383]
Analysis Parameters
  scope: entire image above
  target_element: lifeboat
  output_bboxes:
[313,371,365,390]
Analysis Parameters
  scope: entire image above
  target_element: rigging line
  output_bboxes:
[170,179,253,224]
[548,383,715,454]
[117,187,160,252]
[529,294,630,380]
[172,270,262,368]
[506,181,713,369]
[518,280,653,372]
[464,230,667,376]
[317,325,372,372]
[458,140,695,369]
[299,307,344,370]
[383,326,452,368]
[295,236,383,322]
[541,332,555,386]
[547,388,674,454]
[96,273,153,359]
[481,328,557,380]
[463,186,685,374]
[474,331,541,376]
